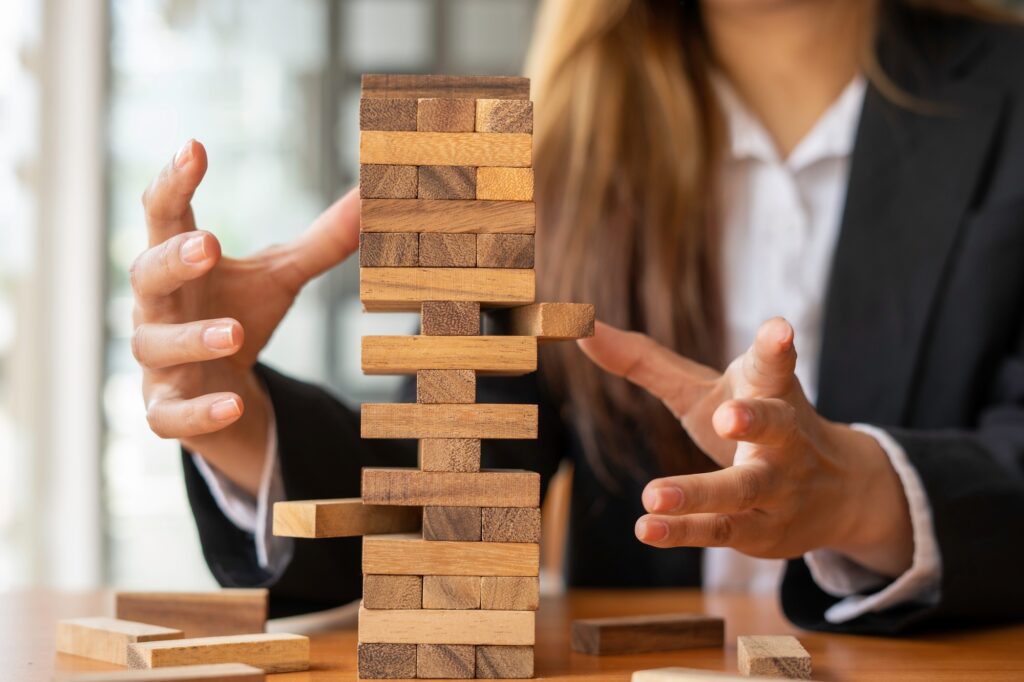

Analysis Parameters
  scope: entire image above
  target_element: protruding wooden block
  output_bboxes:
[423,576,482,609]
[571,613,724,655]
[363,575,423,610]
[418,165,477,200]
[115,590,267,638]
[360,404,538,439]
[361,131,531,167]
[54,663,265,682]
[359,233,419,267]
[423,506,482,541]
[357,643,417,679]
[417,644,475,679]
[477,234,534,268]
[737,636,811,679]
[488,302,595,340]
[475,99,533,133]
[476,167,533,201]
[361,74,530,101]
[362,336,535,375]
[358,604,536,645]
[476,645,534,679]
[361,199,535,234]
[480,577,539,611]
[422,301,480,336]
[419,439,481,472]
[362,469,540,507]
[417,369,476,404]
[482,508,541,543]
[419,233,477,266]
[272,498,420,538]
[127,633,309,673]
[360,164,418,199]
[56,618,183,666]
[417,98,476,133]
[362,534,539,577]
[360,98,417,131]
[360,268,535,312]
[632,667,789,682]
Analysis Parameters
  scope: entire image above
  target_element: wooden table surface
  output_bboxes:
[7,588,1024,681]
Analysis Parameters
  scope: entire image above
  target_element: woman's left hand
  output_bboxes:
[578,317,914,577]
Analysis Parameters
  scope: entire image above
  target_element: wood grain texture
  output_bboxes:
[482,508,541,543]
[480,577,539,611]
[362,336,536,375]
[417,98,476,132]
[632,667,799,682]
[361,74,530,100]
[54,663,265,682]
[475,99,533,133]
[476,645,534,679]
[358,603,536,645]
[422,301,480,336]
[363,575,422,610]
[417,369,476,404]
[737,636,811,680]
[422,576,481,610]
[56,618,183,666]
[419,439,481,472]
[359,98,417,131]
[571,614,724,655]
[360,131,531,167]
[476,167,533,201]
[361,469,540,507]
[359,164,418,199]
[361,268,535,312]
[418,232,477,266]
[417,165,476,200]
[422,506,482,541]
[361,404,538,440]
[488,302,595,340]
[356,643,417,679]
[127,633,309,673]
[115,590,267,638]
[359,233,419,267]
[418,644,476,679]
[476,234,534,268]
[272,498,420,538]
[361,198,535,233]
[362,534,539,577]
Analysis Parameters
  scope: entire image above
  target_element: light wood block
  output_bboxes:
[272,498,420,538]
[571,613,724,655]
[423,576,481,610]
[476,234,534,268]
[488,302,595,340]
[360,404,538,440]
[359,233,419,267]
[737,636,811,679]
[480,577,539,611]
[476,645,534,679]
[417,644,476,679]
[476,167,534,201]
[362,336,536,375]
[632,667,797,682]
[422,301,480,336]
[361,469,540,507]
[419,439,481,472]
[482,508,541,543]
[363,575,423,610]
[358,603,535,645]
[417,369,476,404]
[361,199,535,234]
[423,506,482,541]
[56,618,183,666]
[418,165,476,200]
[362,534,539,577]
[360,268,535,312]
[361,74,530,100]
[419,232,477,266]
[115,590,267,638]
[360,164,418,199]
[361,131,531,167]
[475,99,533,133]
[417,98,476,133]
[127,633,309,673]
[357,643,417,679]
[54,663,265,682]
[360,98,417,131]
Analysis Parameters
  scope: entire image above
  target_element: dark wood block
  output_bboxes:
[480,577,539,611]
[421,301,480,335]
[359,98,417,131]
[476,99,533,133]
[419,233,477,267]
[477,234,534,268]
[363,575,422,610]
[419,439,481,472]
[476,645,534,678]
[571,613,724,655]
[417,98,476,133]
[422,576,481,610]
[357,642,417,679]
[417,369,476,404]
[418,165,476,200]
[359,233,418,267]
[362,74,530,100]
[417,644,475,679]
[481,508,541,543]
[360,164,417,199]
[423,506,481,541]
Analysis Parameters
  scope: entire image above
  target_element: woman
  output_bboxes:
[130,0,1024,632]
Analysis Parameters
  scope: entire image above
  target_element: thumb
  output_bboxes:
[280,187,361,286]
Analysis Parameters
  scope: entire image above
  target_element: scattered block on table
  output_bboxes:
[418,644,476,679]
[360,98,417,131]
[487,302,595,340]
[482,508,541,543]
[127,633,309,673]
[361,468,540,507]
[480,577,539,611]
[360,198,535,233]
[362,336,536,375]
[632,667,794,682]
[363,575,423,610]
[360,164,418,199]
[571,613,724,655]
[360,268,535,312]
[476,234,534,269]
[419,232,477,266]
[115,590,267,638]
[54,663,265,682]
[272,498,420,538]
[476,167,534,201]
[361,74,530,101]
[361,131,532,167]
[358,642,418,679]
[362,534,539,577]
[359,233,419,267]
[418,165,477,200]
[417,369,477,404]
[423,575,482,610]
[417,98,477,133]
[55,617,183,666]
[422,301,481,336]
[476,645,534,679]
[423,506,482,541]
[419,438,481,472]
[475,99,533,133]
[358,603,536,645]
[737,636,811,680]
[360,404,538,439]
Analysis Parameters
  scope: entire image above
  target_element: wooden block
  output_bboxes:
[56,618,183,666]
[358,603,535,645]
[570,613,724,655]
[422,301,480,336]
[737,636,812,679]
[272,498,420,538]
[361,268,535,312]
[363,575,423,610]
[476,645,534,679]
[360,131,531,167]
[418,232,477,268]
[418,98,476,133]
[361,404,538,439]
[362,534,539,577]
[361,198,535,234]
[480,577,539,611]
[633,667,798,682]
[360,164,418,199]
[115,590,267,638]
[476,167,533,201]
[423,576,481,609]
[357,643,417,679]
[417,369,476,404]
[360,98,417,131]
[362,469,540,507]
[488,302,595,340]
[418,165,476,200]
[127,633,309,673]
[361,74,530,101]
[476,234,534,268]
[417,644,476,679]
[359,233,419,267]
[362,336,536,375]
[423,506,482,541]
[54,664,265,682]
[476,99,533,133]
[419,439,481,472]
[482,508,541,543]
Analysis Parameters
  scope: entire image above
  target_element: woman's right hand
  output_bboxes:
[131,139,359,494]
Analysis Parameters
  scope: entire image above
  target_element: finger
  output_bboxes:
[142,139,209,246]
[712,398,799,447]
[130,231,221,299]
[146,392,244,439]
[275,187,361,290]
[635,511,764,549]
[741,317,797,395]
[641,461,773,515]
[132,319,243,370]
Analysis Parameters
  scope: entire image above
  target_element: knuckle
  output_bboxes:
[734,466,763,507]
[130,326,148,365]
[145,404,171,438]
[128,253,145,295]
[710,514,733,544]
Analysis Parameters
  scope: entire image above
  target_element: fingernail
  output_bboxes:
[210,397,241,422]
[644,486,682,512]
[203,324,237,350]
[180,235,207,264]
[731,407,753,434]
[174,140,193,169]
[636,518,668,542]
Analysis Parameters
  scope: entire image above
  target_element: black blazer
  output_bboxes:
[183,9,1024,634]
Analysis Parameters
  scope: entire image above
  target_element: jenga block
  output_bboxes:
[362,336,536,375]
[357,643,418,679]
[363,575,422,610]
[737,636,812,679]
[360,404,538,439]
[422,301,480,336]
[423,506,482,541]
[361,199,535,233]
[360,131,531,167]
[358,603,535,645]
[418,98,476,133]
[488,302,595,340]
[476,234,534,268]
[360,268,535,312]
[476,167,534,201]
[417,644,476,679]
[475,99,534,133]
[361,74,530,101]
[362,469,540,507]
[480,577,539,611]
[482,508,541,543]
[419,439,481,472]
[417,369,476,404]
[632,668,797,682]
[419,232,477,267]
[360,98,417,131]
[272,498,420,538]
[423,576,482,609]
[54,664,265,682]
[115,590,267,638]
[360,164,418,199]
[571,614,724,655]
[418,165,477,200]
[55,618,183,666]
[359,233,419,267]
[127,633,309,673]
[362,534,539,577]
[476,645,534,679]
